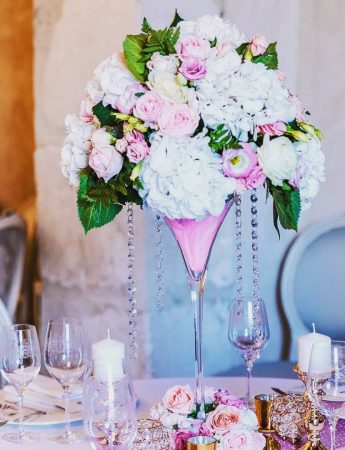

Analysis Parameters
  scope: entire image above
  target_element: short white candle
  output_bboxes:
[298,323,331,373]
[92,330,125,381]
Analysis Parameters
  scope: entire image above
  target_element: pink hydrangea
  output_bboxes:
[214,390,245,408]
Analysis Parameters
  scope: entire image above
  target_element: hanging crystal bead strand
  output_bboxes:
[127,203,138,359]
[155,215,165,311]
[250,189,260,303]
[235,195,243,299]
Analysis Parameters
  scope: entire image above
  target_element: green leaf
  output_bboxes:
[253,42,278,70]
[141,17,153,34]
[236,42,249,56]
[209,125,241,153]
[210,37,217,48]
[170,9,184,27]
[269,182,301,234]
[123,34,148,82]
[93,102,117,127]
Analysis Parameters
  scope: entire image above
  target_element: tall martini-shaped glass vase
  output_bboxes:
[164,197,234,419]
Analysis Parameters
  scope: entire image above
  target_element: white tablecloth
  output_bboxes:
[0,376,306,450]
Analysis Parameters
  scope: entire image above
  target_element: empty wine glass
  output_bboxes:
[44,317,86,444]
[1,324,41,444]
[307,340,345,450]
[84,371,137,450]
[228,297,270,407]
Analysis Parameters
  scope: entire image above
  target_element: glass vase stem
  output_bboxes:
[189,273,206,420]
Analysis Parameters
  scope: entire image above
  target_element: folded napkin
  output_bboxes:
[3,375,82,414]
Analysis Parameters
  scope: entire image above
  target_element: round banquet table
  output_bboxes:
[0,376,343,449]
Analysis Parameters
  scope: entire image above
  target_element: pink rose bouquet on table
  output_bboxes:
[61,10,324,234]
[150,385,266,450]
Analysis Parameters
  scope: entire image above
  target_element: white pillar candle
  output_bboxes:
[298,324,331,373]
[92,330,125,381]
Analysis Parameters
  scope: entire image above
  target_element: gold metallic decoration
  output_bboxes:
[270,393,310,443]
[264,435,281,450]
[186,436,217,450]
[293,364,327,450]
[255,394,278,433]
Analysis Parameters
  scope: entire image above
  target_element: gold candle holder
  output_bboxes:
[255,394,277,433]
[187,436,217,450]
[293,364,327,450]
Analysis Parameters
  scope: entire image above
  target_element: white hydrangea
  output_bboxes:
[60,114,96,187]
[90,53,136,108]
[196,61,296,141]
[294,136,325,211]
[139,133,236,220]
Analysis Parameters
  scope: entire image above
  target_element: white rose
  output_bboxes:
[115,138,128,154]
[91,128,113,147]
[148,72,188,104]
[258,136,297,186]
[147,52,179,73]
[240,409,259,430]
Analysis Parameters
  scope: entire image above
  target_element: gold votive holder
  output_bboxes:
[255,394,277,433]
[187,436,217,450]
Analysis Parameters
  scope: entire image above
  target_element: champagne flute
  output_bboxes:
[228,297,270,407]
[307,340,345,450]
[1,324,41,444]
[44,317,86,444]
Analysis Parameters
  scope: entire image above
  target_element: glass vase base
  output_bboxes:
[2,431,40,444]
[47,430,84,445]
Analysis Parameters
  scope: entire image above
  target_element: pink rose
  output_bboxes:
[158,104,199,137]
[222,425,265,450]
[222,144,257,178]
[289,91,305,122]
[174,430,197,450]
[133,91,164,122]
[257,121,286,137]
[215,390,245,408]
[89,145,123,182]
[125,130,145,144]
[162,385,194,414]
[244,166,265,190]
[249,35,268,57]
[127,141,149,163]
[179,58,207,81]
[206,405,241,435]
[176,35,211,60]
[115,82,147,114]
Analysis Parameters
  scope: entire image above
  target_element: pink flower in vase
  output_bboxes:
[179,58,207,81]
[125,130,149,163]
[162,385,195,415]
[288,91,306,122]
[133,91,164,122]
[222,143,257,179]
[206,405,241,435]
[157,104,199,137]
[222,425,265,450]
[115,82,147,115]
[215,390,245,408]
[174,430,198,450]
[257,121,286,137]
[249,35,268,56]
[244,166,266,190]
[176,35,211,60]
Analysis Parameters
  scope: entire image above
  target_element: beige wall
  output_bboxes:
[0,0,35,210]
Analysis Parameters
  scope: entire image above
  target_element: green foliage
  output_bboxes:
[253,42,278,70]
[169,9,184,27]
[187,403,216,419]
[210,37,217,48]
[123,34,148,82]
[269,181,301,235]
[93,102,117,127]
[209,125,241,153]
[139,26,180,63]
[77,169,122,233]
[236,42,249,56]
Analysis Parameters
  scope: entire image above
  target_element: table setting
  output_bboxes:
[0,7,338,450]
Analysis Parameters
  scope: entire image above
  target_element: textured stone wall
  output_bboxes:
[0,0,35,209]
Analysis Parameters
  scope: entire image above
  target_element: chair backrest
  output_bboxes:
[0,211,26,320]
[280,215,345,361]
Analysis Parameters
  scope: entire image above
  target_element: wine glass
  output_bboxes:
[44,317,86,444]
[307,340,345,450]
[1,324,41,444]
[84,372,137,450]
[228,297,270,407]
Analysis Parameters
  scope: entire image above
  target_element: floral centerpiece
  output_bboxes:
[150,385,266,450]
[61,11,324,234]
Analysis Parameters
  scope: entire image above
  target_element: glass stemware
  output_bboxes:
[44,317,86,444]
[84,371,137,450]
[1,324,41,444]
[228,297,270,407]
[307,340,345,450]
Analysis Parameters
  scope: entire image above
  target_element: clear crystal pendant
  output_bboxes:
[155,215,165,311]
[127,203,138,360]
[235,195,243,299]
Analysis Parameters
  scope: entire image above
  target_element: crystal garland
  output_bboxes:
[155,215,165,311]
[127,203,138,359]
[250,189,260,302]
[235,195,243,299]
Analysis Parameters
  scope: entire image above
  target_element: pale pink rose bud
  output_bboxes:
[127,140,149,163]
[179,58,207,81]
[157,104,199,137]
[89,145,123,182]
[133,91,164,122]
[250,34,268,56]
[115,138,127,154]
[257,121,286,137]
[176,35,211,60]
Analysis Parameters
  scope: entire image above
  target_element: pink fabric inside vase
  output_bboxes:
[164,204,230,275]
